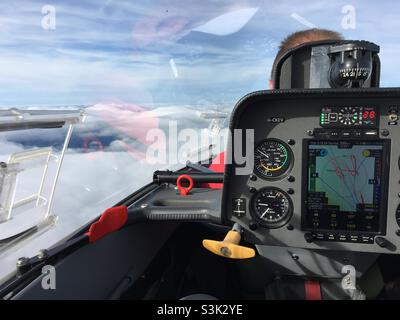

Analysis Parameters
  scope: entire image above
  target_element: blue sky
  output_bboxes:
[1,0,400,107]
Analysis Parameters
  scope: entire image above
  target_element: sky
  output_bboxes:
[1,0,400,107]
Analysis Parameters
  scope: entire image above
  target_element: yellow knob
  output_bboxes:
[202,230,256,259]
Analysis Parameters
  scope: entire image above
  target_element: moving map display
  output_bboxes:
[305,141,386,233]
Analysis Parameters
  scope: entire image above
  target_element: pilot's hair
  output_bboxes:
[271,28,344,80]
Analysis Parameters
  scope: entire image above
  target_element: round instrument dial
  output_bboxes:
[251,187,293,228]
[338,107,358,125]
[254,139,293,180]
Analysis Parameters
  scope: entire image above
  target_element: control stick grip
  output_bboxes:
[202,224,255,259]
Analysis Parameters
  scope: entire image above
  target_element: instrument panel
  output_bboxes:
[222,89,400,254]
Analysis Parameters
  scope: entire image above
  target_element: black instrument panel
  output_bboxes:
[222,89,400,254]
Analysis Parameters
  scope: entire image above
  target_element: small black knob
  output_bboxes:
[396,230,400,237]
[16,257,31,276]
[381,129,389,137]
[287,188,294,195]
[287,176,295,182]
[249,187,256,193]
[287,224,294,231]
[304,233,313,243]
[375,236,389,248]
[250,174,257,181]
[37,249,48,260]
[288,139,295,146]
[249,221,258,231]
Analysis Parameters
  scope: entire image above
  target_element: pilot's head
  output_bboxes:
[269,28,343,89]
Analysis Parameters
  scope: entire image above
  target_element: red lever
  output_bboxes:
[177,174,193,196]
[85,206,128,243]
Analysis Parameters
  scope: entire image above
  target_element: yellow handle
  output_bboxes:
[202,230,255,259]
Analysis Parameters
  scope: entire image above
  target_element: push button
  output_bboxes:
[330,131,339,138]
[326,233,336,241]
[361,235,374,243]
[329,113,338,122]
[364,130,378,137]
[349,235,359,242]
[316,233,325,240]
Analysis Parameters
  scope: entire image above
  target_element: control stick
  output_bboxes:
[202,223,255,259]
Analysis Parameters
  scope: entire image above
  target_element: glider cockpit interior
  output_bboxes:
[5,88,400,300]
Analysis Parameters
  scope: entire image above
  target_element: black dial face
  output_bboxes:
[254,139,293,180]
[251,187,293,228]
[338,107,358,125]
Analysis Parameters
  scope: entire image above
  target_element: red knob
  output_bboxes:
[177,174,194,196]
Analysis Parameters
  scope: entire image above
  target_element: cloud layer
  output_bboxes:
[0,104,225,281]
[1,0,400,107]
